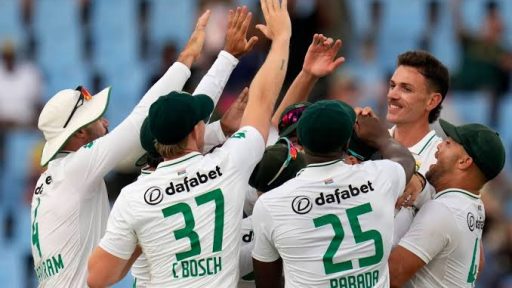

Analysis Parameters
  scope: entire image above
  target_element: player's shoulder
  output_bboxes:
[258,178,300,202]
[431,189,482,212]
[360,159,403,175]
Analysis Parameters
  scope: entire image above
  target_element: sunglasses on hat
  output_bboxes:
[63,86,93,128]
[267,137,299,186]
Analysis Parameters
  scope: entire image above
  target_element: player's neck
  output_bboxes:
[393,121,431,148]
[434,175,482,195]
[304,151,344,165]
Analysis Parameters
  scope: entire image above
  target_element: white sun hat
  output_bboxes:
[38,86,111,166]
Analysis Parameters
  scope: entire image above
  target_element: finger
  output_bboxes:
[196,10,211,30]
[354,107,363,115]
[281,0,288,11]
[237,6,248,30]
[316,34,326,46]
[245,36,259,52]
[395,197,405,209]
[233,7,242,28]
[323,37,334,47]
[269,0,278,12]
[328,57,345,71]
[256,24,271,39]
[311,34,319,46]
[241,11,253,36]
[260,0,269,21]
[227,9,234,28]
[332,39,342,53]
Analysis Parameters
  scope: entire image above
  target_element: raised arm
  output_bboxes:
[355,107,415,183]
[76,11,210,181]
[240,0,291,143]
[271,34,344,126]
[193,6,257,106]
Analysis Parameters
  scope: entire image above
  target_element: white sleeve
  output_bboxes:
[70,62,191,186]
[252,199,280,262]
[99,192,137,260]
[203,120,226,153]
[376,160,407,200]
[398,200,454,263]
[413,181,436,209]
[220,126,265,175]
[193,50,239,106]
[243,187,259,217]
[392,207,415,246]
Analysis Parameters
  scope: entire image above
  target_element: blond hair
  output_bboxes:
[155,138,189,158]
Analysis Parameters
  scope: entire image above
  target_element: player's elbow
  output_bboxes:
[87,263,105,288]
[87,272,106,288]
[87,253,110,288]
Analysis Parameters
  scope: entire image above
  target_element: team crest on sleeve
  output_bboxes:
[230,130,247,139]
[83,141,95,149]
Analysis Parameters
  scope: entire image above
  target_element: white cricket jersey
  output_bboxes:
[130,50,239,288]
[100,126,265,287]
[239,216,255,288]
[30,62,191,287]
[392,129,443,245]
[242,125,279,217]
[399,189,485,288]
[252,159,406,288]
[131,123,230,287]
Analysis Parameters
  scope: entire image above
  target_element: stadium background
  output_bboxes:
[0,0,511,287]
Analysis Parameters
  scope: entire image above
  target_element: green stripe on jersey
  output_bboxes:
[417,133,436,155]
[434,189,480,200]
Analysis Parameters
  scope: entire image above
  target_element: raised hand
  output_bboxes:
[224,6,259,58]
[302,34,345,78]
[256,0,291,41]
[220,87,249,136]
[354,107,391,149]
[178,10,211,67]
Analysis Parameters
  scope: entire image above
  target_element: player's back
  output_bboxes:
[115,128,263,287]
[31,153,110,287]
[253,159,406,288]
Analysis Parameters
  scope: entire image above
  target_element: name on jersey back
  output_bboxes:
[165,166,223,195]
[292,181,375,214]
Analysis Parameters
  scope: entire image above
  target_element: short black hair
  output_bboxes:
[397,50,449,123]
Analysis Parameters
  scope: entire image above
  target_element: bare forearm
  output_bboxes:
[272,70,317,126]
[377,138,415,183]
[249,37,290,111]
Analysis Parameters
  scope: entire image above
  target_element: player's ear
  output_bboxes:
[426,92,442,112]
[457,154,473,170]
[74,127,88,139]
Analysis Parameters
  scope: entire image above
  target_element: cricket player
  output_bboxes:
[244,32,344,217]
[388,51,450,244]
[132,89,251,287]
[87,1,291,287]
[30,10,215,287]
[389,119,506,287]
[252,100,415,288]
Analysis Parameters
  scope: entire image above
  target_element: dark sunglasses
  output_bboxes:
[278,105,308,132]
[267,137,299,185]
[63,86,93,128]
